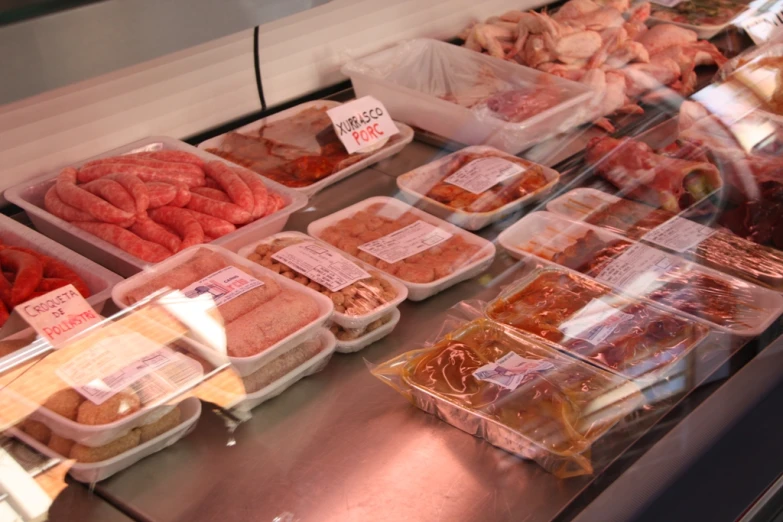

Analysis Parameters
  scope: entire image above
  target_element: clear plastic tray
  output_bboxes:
[0,213,121,330]
[10,397,200,483]
[497,211,783,336]
[5,136,308,277]
[334,307,400,354]
[396,146,559,230]
[342,39,594,154]
[111,244,334,377]
[307,196,496,301]
[230,329,336,413]
[236,231,408,329]
[198,100,415,197]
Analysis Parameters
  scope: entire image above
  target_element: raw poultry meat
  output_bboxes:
[460,0,727,131]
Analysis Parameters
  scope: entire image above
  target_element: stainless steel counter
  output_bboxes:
[81,136,779,522]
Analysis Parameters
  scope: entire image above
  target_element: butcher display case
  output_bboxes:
[0,0,782,521]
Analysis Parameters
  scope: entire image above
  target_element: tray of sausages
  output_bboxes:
[5,137,308,277]
[307,196,496,301]
[396,146,559,231]
[0,214,121,334]
[112,245,334,376]
[498,211,783,337]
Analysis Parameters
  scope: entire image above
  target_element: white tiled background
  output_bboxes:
[0,0,542,196]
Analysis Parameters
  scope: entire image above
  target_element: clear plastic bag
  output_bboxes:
[371,317,643,478]
[342,39,594,154]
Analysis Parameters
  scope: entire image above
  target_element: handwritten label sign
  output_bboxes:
[16,284,101,345]
[327,96,399,154]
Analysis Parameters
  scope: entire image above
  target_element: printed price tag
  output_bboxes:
[272,241,370,292]
[642,217,716,252]
[445,157,526,195]
[181,266,262,307]
[596,243,677,294]
[358,220,452,264]
[15,285,101,345]
[473,353,554,391]
[56,333,202,405]
[559,299,633,345]
[327,96,400,154]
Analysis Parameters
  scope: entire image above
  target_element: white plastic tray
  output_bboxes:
[342,39,594,154]
[497,211,783,337]
[307,196,497,301]
[647,13,739,40]
[0,214,121,328]
[10,397,200,483]
[198,100,415,198]
[236,231,408,329]
[5,136,308,278]
[230,329,336,413]
[334,307,400,354]
[396,145,559,230]
[111,244,334,377]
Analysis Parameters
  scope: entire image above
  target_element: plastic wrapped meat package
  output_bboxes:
[498,212,783,336]
[547,188,783,291]
[237,231,407,329]
[112,244,334,376]
[486,268,709,381]
[372,318,643,477]
[396,146,559,230]
[308,196,496,300]
[199,101,413,195]
[0,299,234,480]
[342,39,594,154]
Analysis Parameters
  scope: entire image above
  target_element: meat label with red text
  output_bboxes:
[16,284,102,345]
[327,96,399,154]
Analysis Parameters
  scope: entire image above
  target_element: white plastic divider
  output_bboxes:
[334,307,401,354]
[10,397,201,484]
[198,100,415,198]
[111,243,334,377]
[396,145,560,230]
[5,136,308,278]
[237,231,408,329]
[0,213,121,334]
[230,329,336,413]
[307,196,496,301]
[497,211,783,337]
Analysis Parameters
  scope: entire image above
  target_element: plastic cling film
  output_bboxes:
[246,236,400,317]
[371,318,643,477]
[485,268,709,381]
[341,39,594,153]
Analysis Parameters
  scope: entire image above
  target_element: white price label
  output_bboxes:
[272,241,371,292]
[444,157,526,195]
[358,220,452,264]
[16,285,101,345]
[55,333,202,405]
[473,353,554,390]
[327,96,400,154]
[642,216,716,252]
[596,243,677,294]
[181,266,262,307]
[559,299,633,345]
